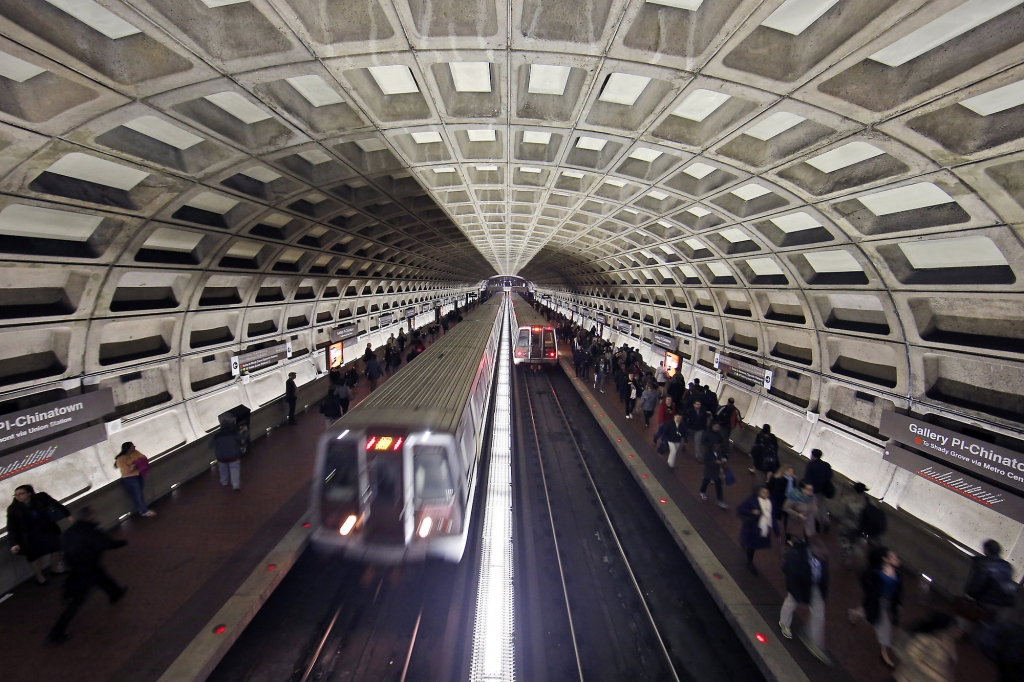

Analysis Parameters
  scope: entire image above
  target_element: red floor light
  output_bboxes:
[266,564,276,571]
[628,454,634,458]
[755,633,768,644]
[302,522,310,528]
[212,624,226,635]
[659,498,667,504]
[713,573,723,580]
[642,474,648,478]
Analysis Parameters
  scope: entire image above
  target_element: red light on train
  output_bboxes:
[365,436,377,450]
[547,352,555,358]
[392,437,404,451]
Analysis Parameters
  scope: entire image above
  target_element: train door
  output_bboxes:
[364,435,412,545]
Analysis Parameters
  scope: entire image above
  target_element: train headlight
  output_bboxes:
[418,516,433,538]
[339,515,357,535]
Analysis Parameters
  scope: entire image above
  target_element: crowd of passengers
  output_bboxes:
[539,303,1023,682]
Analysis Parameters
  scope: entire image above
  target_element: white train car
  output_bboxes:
[511,295,558,369]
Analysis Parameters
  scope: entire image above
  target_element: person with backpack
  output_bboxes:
[699,424,729,509]
[7,485,68,585]
[803,449,834,532]
[334,381,352,415]
[717,397,741,444]
[211,419,243,491]
[365,353,383,391]
[319,387,342,427]
[838,482,887,567]
[966,539,1018,623]
[750,424,779,478]
[115,442,154,518]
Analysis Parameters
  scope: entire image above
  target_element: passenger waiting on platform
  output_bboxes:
[211,420,243,491]
[849,546,903,668]
[593,356,607,393]
[892,612,959,682]
[362,343,373,365]
[655,396,674,437]
[115,442,155,518]
[769,465,797,537]
[655,362,667,389]
[319,387,342,428]
[685,400,710,462]
[397,328,407,351]
[640,383,659,427]
[699,425,729,509]
[365,354,383,391]
[389,347,401,374]
[803,448,834,531]
[660,414,686,469]
[750,424,779,478]
[783,480,818,543]
[343,365,358,388]
[737,484,778,575]
[702,385,718,414]
[47,506,127,644]
[779,538,831,665]
[624,375,639,419]
[965,539,1018,624]
[716,397,741,444]
[333,381,351,415]
[7,485,68,585]
[285,373,297,425]
[838,482,887,567]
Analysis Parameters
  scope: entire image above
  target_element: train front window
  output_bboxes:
[516,329,529,348]
[414,445,453,501]
[323,441,358,504]
[542,329,555,356]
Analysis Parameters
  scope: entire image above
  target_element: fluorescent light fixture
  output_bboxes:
[672,89,731,122]
[123,116,204,150]
[718,227,750,243]
[647,0,704,9]
[761,0,841,36]
[806,141,885,173]
[604,178,627,187]
[959,80,1024,116]
[199,0,248,6]
[522,131,552,145]
[203,92,272,124]
[367,65,419,95]
[745,111,806,140]
[411,131,443,144]
[771,212,822,233]
[599,73,651,106]
[260,213,292,227]
[683,162,716,179]
[746,258,784,276]
[629,147,662,162]
[0,204,103,241]
[450,62,491,93]
[240,166,281,183]
[0,51,45,82]
[576,136,607,151]
[225,241,263,259]
[732,183,772,201]
[353,137,388,153]
[707,261,731,277]
[519,166,542,174]
[467,129,497,142]
[561,170,585,179]
[621,207,638,215]
[901,235,1007,269]
[278,247,303,263]
[285,75,343,107]
[869,0,1021,68]
[187,192,239,214]
[142,227,202,253]
[647,190,669,201]
[46,153,149,191]
[804,250,862,273]
[528,64,571,96]
[297,149,333,165]
[44,0,141,39]
[657,220,673,228]
[476,165,499,171]
[684,237,705,250]
[687,205,711,217]
[433,166,456,174]
[858,182,953,216]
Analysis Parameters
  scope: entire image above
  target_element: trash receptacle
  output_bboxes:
[218,405,252,456]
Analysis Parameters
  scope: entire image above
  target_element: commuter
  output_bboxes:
[965,539,1018,623]
[702,385,718,415]
[441,317,449,334]
[115,442,155,518]
[397,328,407,351]
[655,396,675,436]
[661,414,686,468]
[383,345,394,375]
[769,465,797,538]
[211,421,243,491]
[750,424,779,477]
[334,381,351,415]
[783,480,818,543]
[737,484,778,575]
[640,383,660,427]
[850,546,903,668]
[7,485,68,585]
[624,374,639,419]
[655,362,668,389]
[319,387,342,427]
[699,424,729,509]
[892,612,959,682]
[593,356,606,393]
[779,538,831,664]
[285,372,298,425]
[716,397,741,444]
[362,343,373,366]
[343,365,358,388]
[685,400,709,462]
[838,482,887,567]
[666,373,686,407]
[47,506,127,644]
[389,347,401,374]
[803,448,834,531]
[365,354,383,391]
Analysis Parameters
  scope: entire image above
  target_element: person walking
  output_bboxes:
[365,354,383,391]
[334,381,352,415]
[783,480,818,543]
[640,383,660,428]
[769,465,797,539]
[46,506,127,644]
[779,538,831,665]
[389,346,402,374]
[738,484,777,575]
[750,424,780,478]
[965,539,1018,624]
[593,356,606,393]
[624,374,639,419]
[115,442,155,518]
[850,546,903,668]
[655,362,668,389]
[285,372,298,425]
[211,420,243,491]
[892,612,959,682]
[699,426,729,509]
[319,386,342,428]
[662,414,686,469]
[717,397,741,444]
[7,485,68,585]
[685,399,709,463]
[803,448,834,531]
[655,396,675,437]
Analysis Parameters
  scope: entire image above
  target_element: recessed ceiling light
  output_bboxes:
[198,0,249,7]
[475,165,499,172]
[203,92,272,124]
[760,0,841,36]
[731,183,772,201]
[672,89,731,122]
[43,0,141,39]
[744,112,806,140]
[805,141,885,173]
[285,75,343,107]
[187,192,239,214]
[718,227,750,243]
[433,166,456,173]
[353,138,388,153]
[240,166,281,183]
[260,213,292,227]
[647,190,669,201]
[858,182,953,216]
[959,80,1024,117]
[684,238,705,250]
[646,0,704,9]
[522,131,552,145]
[576,136,607,151]
[804,250,862,273]
[528,64,572,95]
[770,212,822,233]
[707,261,731,277]
[629,147,662,163]
[900,235,1007,270]
[604,178,627,187]
[467,129,496,142]
[449,62,491,92]
[683,162,716,179]
[687,205,711,217]
[869,0,1019,68]
[298,149,332,165]
[46,152,149,191]
[561,170,585,179]
[519,167,542,174]
[746,258,784,276]
[0,51,45,82]
[367,65,419,95]
[599,73,651,106]
[123,117,204,150]
[411,131,443,144]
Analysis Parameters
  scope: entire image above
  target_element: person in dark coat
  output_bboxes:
[779,538,831,664]
[699,424,729,509]
[319,387,342,427]
[966,539,1018,623]
[365,354,383,391]
[737,484,778,575]
[750,424,779,478]
[661,413,686,468]
[47,506,127,644]
[285,372,297,425]
[7,485,68,585]
[211,421,242,491]
[768,464,797,538]
[343,365,358,388]
[803,448,833,530]
[850,545,902,668]
[685,400,710,463]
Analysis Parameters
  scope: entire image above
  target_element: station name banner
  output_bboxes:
[720,356,768,386]
[234,343,288,375]
[651,332,677,351]
[880,411,1024,495]
[595,313,607,324]
[420,303,432,313]
[329,323,359,343]
[542,294,551,300]
[0,389,114,453]
[379,313,395,326]
[883,443,1024,524]
[404,307,416,319]
[616,320,632,334]
[0,423,109,482]
[571,305,578,313]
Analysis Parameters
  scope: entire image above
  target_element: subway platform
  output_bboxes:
[0,327,454,682]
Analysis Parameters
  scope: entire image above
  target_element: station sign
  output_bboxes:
[719,355,770,388]
[420,303,432,313]
[542,294,551,300]
[434,300,442,308]
[0,422,109,482]
[651,332,678,351]
[595,313,607,325]
[329,322,359,343]
[379,313,395,326]
[571,305,578,313]
[404,307,416,319]
[616,319,632,334]
[0,389,115,454]
[880,411,1024,496]
[233,343,289,375]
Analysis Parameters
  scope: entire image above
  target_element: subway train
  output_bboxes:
[310,294,506,563]
[511,295,559,369]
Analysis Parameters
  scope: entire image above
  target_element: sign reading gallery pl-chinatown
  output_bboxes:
[329,322,359,343]
[379,313,395,326]
[651,332,677,351]
[879,411,1024,495]
[0,389,114,453]
[233,343,288,375]
[0,424,109,481]
[616,319,632,334]
[595,313,607,325]
[404,307,416,319]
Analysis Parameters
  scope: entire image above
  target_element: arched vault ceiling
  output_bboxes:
[1,0,1024,437]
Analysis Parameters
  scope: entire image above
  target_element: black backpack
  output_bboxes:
[858,502,887,538]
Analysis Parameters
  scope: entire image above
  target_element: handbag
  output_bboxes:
[723,466,736,486]
[46,503,70,524]
[134,454,151,479]
[657,440,669,455]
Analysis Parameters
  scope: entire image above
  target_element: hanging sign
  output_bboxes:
[0,389,115,453]
[234,343,288,374]
[0,423,109,482]
[616,320,632,334]
[719,356,769,387]
[379,313,395,326]
[329,322,359,343]
[404,307,416,319]
[596,313,607,325]
[651,332,678,351]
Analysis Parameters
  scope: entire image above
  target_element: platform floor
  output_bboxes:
[0,323,458,682]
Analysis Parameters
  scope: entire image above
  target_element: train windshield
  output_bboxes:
[516,329,530,348]
[414,445,453,501]
[542,329,556,356]
[323,441,359,504]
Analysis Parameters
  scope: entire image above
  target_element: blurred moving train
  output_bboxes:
[511,298,558,369]
[311,294,506,562]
